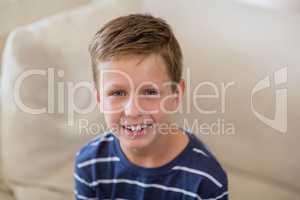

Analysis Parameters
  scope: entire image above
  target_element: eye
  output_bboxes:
[110,90,126,96]
[143,88,159,96]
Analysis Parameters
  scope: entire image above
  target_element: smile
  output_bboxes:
[121,124,153,137]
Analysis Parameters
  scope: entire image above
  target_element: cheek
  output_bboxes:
[138,99,161,112]
[104,113,121,127]
[151,111,170,124]
[153,99,177,123]
[104,113,123,134]
[102,98,125,112]
[101,98,126,120]
[140,98,176,118]
[158,97,177,113]
[151,112,173,135]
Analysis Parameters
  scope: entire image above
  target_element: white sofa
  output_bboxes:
[1,0,300,199]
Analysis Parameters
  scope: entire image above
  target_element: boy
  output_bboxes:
[74,14,228,200]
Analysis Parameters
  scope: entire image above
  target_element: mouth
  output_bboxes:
[121,124,153,137]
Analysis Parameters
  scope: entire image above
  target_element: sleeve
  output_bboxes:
[197,181,228,200]
[207,184,228,200]
[74,151,97,200]
[197,168,229,200]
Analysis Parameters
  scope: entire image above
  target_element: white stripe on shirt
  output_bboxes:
[76,133,113,157]
[193,148,209,157]
[90,137,114,146]
[74,190,97,200]
[203,191,228,200]
[77,157,120,168]
[103,199,129,200]
[172,166,223,188]
[74,175,202,200]
[74,173,91,186]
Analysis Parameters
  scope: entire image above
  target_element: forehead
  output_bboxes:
[97,54,171,87]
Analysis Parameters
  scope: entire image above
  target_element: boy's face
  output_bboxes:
[96,54,185,151]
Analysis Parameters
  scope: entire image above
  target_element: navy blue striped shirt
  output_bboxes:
[74,129,228,200]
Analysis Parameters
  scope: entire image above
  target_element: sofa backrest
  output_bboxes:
[1,0,300,199]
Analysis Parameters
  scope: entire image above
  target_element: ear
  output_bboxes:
[95,87,100,103]
[95,87,103,113]
[175,79,185,103]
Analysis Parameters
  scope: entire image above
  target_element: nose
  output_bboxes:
[124,95,144,117]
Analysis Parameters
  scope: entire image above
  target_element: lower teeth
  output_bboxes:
[129,128,143,132]
[122,124,152,133]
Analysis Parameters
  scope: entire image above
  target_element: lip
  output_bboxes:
[121,123,153,126]
[121,124,153,138]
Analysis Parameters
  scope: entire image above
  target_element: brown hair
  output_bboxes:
[89,14,183,92]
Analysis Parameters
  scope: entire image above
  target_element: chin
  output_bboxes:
[118,130,157,152]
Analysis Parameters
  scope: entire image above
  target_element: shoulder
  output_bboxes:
[75,132,115,166]
[188,133,227,177]
[74,132,116,184]
[180,131,228,198]
[190,134,228,199]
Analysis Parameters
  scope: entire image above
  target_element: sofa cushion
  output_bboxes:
[1,0,300,199]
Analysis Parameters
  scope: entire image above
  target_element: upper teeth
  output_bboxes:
[126,124,151,131]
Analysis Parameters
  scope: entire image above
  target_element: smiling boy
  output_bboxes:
[74,14,228,200]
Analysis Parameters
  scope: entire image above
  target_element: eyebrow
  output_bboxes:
[139,83,160,88]
[103,82,163,93]
[104,83,125,90]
